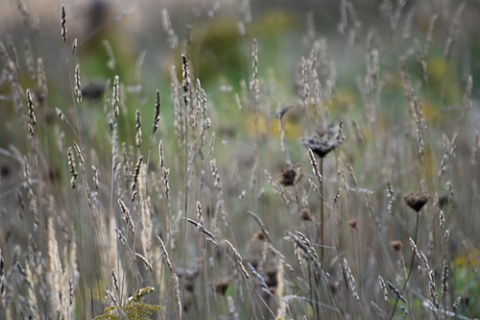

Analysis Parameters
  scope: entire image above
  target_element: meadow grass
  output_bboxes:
[0,1,479,319]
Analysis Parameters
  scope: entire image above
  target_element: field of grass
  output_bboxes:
[1,0,480,319]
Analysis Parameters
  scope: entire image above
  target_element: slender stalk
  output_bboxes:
[308,262,319,320]
[319,158,324,266]
[389,211,420,319]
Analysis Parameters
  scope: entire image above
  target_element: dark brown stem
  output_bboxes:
[319,158,324,266]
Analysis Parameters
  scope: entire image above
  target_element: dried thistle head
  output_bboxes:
[300,207,313,222]
[279,165,302,187]
[347,218,358,230]
[302,122,345,158]
[251,231,267,242]
[404,192,431,212]
[279,165,296,186]
[212,277,231,295]
[390,240,403,252]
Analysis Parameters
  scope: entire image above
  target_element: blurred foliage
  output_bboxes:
[173,10,296,88]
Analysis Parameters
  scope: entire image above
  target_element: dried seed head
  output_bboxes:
[131,156,143,202]
[74,64,82,103]
[24,40,35,80]
[61,5,67,42]
[103,40,116,71]
[26,89,36,129]
[302,122,345,158]
[115,228,127,244]
[390,240,403,252]
[67,147,77,188]
[161,9,178,49]
[72,38,77,54]
[347,218,358,230]
[118,199,135,232]
[251,39,259,107]
[279,165,297,187]
[251,231,267,242]
[387,281,406,305]
[300,207,313,221]
[333,188,341,204]
[111,270,119,293]
[135,109,142,147]
[378,275,388,302]
[36,58,47,101]
[441,254,449,302]
[404,192,430,212]
[112,75,119,118]
[212,277,231,295]
[152,90,161,133]
[386,182,395,215]
[439,210,445,229]
[181,54,190,100]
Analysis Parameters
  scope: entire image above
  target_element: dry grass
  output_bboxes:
[0,0,480,319]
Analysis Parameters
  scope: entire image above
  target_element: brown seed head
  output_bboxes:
[251,231,266,242]
[300,207,313,221]
[390,240,403,252]
[404,192,431,212]
[212,278,231,295]
[279,165,297,187]
[347,218,358,230]
[302,122,345,158]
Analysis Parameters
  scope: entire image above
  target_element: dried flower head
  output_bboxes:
[212,277,231,295]
[302,122,345,158]
[279,166,296,186]
[347,218,358,230]
[300,207,313,221]
[279,165,302,186]
[404,192,430,212]
[390,240,403,252]
[251,231,267,242]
